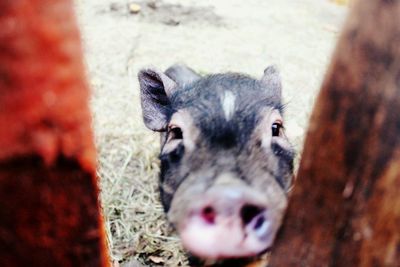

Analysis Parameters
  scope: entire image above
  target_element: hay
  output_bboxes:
[95,126,188,266]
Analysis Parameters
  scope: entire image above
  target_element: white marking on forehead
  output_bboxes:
[220,91,236,120]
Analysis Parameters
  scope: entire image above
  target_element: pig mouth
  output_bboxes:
[179,210,275,260]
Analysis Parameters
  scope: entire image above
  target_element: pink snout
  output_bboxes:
[180,186,276,260]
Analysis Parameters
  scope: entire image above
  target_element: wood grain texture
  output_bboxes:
[269,0,400,266]
[0,0,109,266]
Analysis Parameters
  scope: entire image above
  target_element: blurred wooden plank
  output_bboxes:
[269,0,400,266]
[0,0,109,266]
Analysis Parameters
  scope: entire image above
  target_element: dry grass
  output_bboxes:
[95,124,188,266]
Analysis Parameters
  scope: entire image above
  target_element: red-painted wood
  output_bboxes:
[0,1,109,266]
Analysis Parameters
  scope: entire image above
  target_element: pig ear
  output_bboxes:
[165,64,200,86]
[138,68,178,131]
[261,65,282,101]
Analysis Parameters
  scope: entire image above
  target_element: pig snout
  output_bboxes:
[180,186,277,259]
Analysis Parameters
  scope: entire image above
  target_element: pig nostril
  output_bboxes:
[254,215,265,230]
[201,206,216,224]
[240,204,263,225]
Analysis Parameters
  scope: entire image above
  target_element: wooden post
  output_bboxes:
[0,0,109,266]
[268,0,400,266]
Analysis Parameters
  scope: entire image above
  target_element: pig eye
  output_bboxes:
[168,126,183,141]
[271,122,283,137]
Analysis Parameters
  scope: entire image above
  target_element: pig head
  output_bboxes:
[138,64,294,260]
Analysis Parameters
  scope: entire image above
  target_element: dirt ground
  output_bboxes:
[74,0,347,265]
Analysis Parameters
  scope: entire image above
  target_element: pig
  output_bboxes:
[138,64,294,261]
